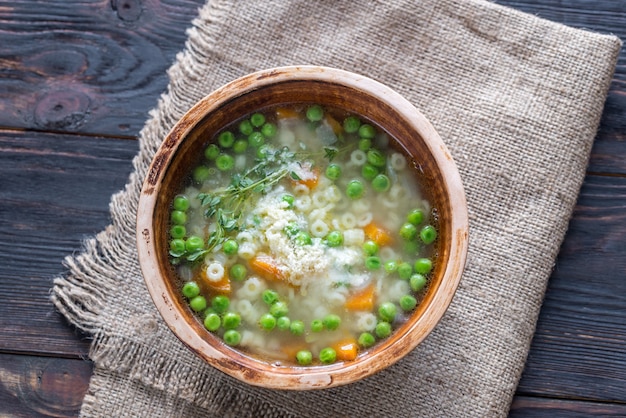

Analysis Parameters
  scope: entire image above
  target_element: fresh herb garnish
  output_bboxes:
[197,147,296,253]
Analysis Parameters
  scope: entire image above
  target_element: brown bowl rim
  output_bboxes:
[136,65,469,390]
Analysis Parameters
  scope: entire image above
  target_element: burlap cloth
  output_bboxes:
[51,0,622,416]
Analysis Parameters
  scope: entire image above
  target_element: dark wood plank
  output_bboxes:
[0,0,204,137]
[0,354,92,418]
[510,396,626,417]
[0,129,138,356]
[516,174,626,402]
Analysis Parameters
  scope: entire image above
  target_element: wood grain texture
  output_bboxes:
[510,396,626,417]
[0,129,138,356]
[0,0,204,137]
[0,354,92,418]
[517,174,626,402]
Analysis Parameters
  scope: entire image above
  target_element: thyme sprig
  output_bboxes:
[197,147,296,253]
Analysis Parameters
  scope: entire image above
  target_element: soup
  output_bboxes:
[167,104,437,366]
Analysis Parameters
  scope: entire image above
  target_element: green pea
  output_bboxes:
[343,116,361,133]
[400,295,418,311]
[410,274,427,292]
[420,225,437,244]
[189,295,207,312]
[230,264,247,281]
[222,312,241,330]
[259,313,277,330]
[294,231,312,246]
[407,209,424,225]
[378,302,397,322]
[204,144,220,160]
[203,312,221,331]
[375,321,392,338]
[276,316,291,331]
[296,350,313,365]
[365,256,382,270]
[185,235,204,252]
[362,240,379,256]
[358,124,376,139]
[371,174,391,192]
[358,138,372,152]
[250,113,266,127]
[306,105,324,122]
[270,301,289,318]
[325,231,344,247]
[170,224,186,239]
[233,139,248,154]
[319,347,337,364]
[262,289,280,305]
[310,319,324,332]
[325,163,342,180]
[239,119,253,135]
[414,258,433,274]
[169,239,186,255]
[361,164,379,181]
[182,281,200,299]
[366,149,386,167]
[218,131,235,148]
[173,195,190,211]
[322,314,341,330]
[384,260,398,274]
[397,262,413,280]
[247,132,264,148]
[346,179,364,199]
[290,320,305,336]
[399,222,418,241]
[193,165,211,183]
[283,222,300,237]
[223,329,241,346]
[261,122,277,138]
[211,295,230,313]
[281,194,295,209]
[222,239,239,255]
[256,144,273,159]
[216,154,234,171]
[358,332,376,348]
[171,210,187,225]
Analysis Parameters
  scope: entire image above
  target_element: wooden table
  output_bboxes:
[1,1,624,416]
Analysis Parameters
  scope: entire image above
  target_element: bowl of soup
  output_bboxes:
[136,65,468,389]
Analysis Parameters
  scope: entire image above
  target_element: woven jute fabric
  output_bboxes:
[51,0,621,417]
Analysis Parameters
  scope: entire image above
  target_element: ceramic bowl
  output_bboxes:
[136,65,468,390]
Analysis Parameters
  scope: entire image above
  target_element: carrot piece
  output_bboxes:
[291,166,320,190]
[333,338,359,361]
[275,107,301,120]
[199,268,231,295]
[249,255,286,282]
[363,222,394,246]
[324,114,343,135]
[345,284,376,311]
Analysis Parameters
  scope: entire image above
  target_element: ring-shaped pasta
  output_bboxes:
[310,219,329,238]
[205,262,225,282]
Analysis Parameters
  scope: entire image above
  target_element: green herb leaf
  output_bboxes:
[324,147,338,162]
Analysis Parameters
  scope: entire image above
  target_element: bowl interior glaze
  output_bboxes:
[136,66,468,390]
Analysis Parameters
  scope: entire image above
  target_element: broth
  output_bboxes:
[167,104,437,366]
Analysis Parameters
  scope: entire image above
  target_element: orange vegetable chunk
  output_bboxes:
[200,268,231,295]
[249,255,286,282]
[345,283,376,311]
[324,114,343,135]
[363,222,393,247]
[333,338,359,361]
[275,107,301,120]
